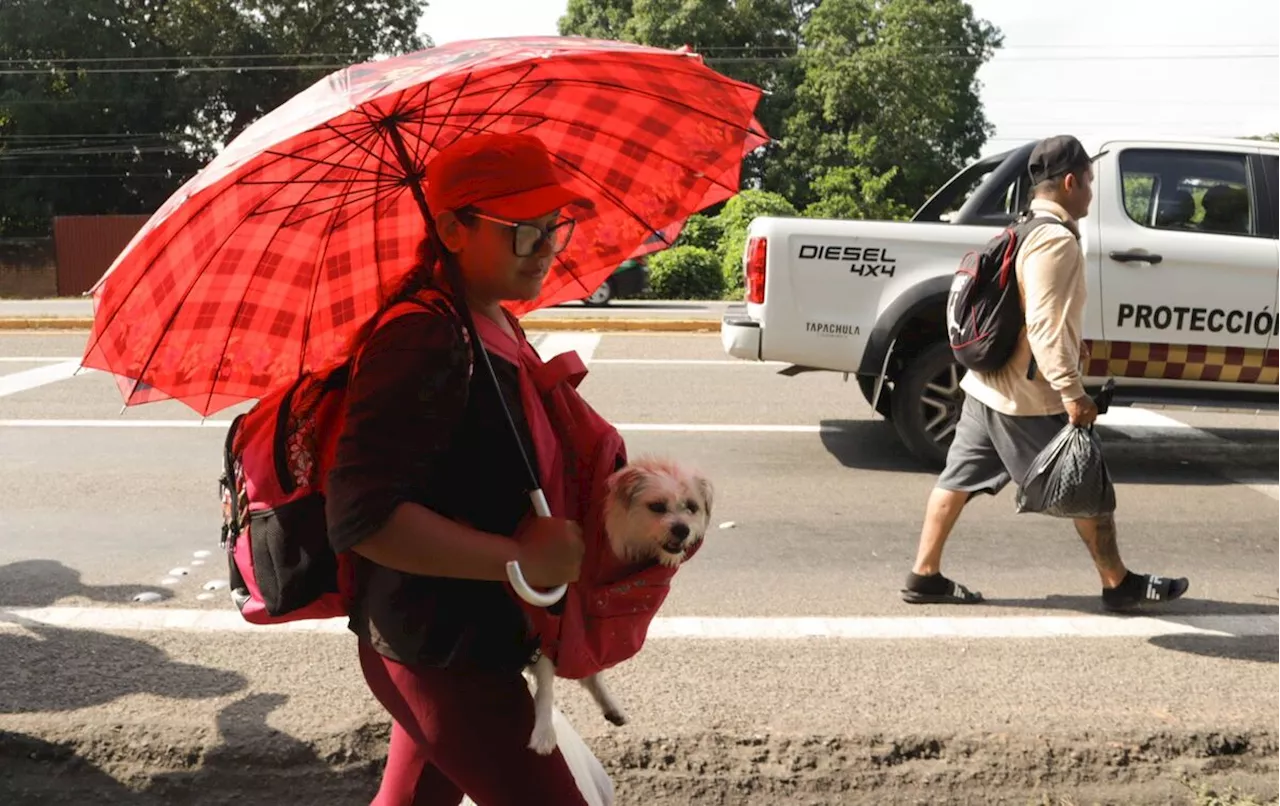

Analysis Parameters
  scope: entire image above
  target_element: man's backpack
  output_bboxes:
[946,214,1059,373]
[217,295,442,625]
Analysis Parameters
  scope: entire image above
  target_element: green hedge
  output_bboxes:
[647,246,724,300]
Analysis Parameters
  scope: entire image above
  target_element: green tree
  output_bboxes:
[0,0,427,237]
[559,0,806,191]
[769,0,1002,217]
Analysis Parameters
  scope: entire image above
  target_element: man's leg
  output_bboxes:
[912,487,971,576]
[902,397,1008,604]
[990,414,1191,611]
[1072,513,1127,589]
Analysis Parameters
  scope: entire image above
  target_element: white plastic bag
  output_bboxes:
[459,704,614,806]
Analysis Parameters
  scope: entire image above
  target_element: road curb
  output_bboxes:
[3,722,1276,804]
[0,317,721,333]
[0,318,98,331]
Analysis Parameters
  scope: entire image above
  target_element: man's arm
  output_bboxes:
[1020,229,1087,404]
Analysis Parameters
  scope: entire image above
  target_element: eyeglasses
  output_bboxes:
[464,210,576,257]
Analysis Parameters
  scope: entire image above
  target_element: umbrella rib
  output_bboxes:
[254,183,394,221]
[401,72,757,140]
[256,145,386,179]
[293,138,378,382]
[331,182,403,231]
[240,176,389,186]
[424,70,474,155]
[200,128,378,414]
[252,125,394,223]
[401,71,546,171]
[461,65,539,135]
[319,120,405,180]
[547,151,679,247]
[121,141,355,410]
[413,109,744,199]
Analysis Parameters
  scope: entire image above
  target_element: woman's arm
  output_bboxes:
[349,501,520,581]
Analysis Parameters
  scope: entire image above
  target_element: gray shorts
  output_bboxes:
[936,396,1068,496]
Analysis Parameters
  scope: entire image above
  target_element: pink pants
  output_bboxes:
[358,640,589,806]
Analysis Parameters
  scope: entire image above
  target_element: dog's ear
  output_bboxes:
[694,474,714,519]
[607,465,652,508]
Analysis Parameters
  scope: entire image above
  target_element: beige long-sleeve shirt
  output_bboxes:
[959,199,1088,416]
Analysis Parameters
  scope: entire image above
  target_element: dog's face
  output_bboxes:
[604,458,713,567]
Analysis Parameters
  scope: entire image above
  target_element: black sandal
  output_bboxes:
[1102,572,1190,612]
[901,573,984,605]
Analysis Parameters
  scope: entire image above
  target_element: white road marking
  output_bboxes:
[534,333,601,364]
[0,419,851,434]
[618,423,844,433]
[0,361,90,398]
[0,607,1273,640]
[0,419,234,428]
[590,359,787,366]
[0,356,80,363]
[1099,406,1279,500]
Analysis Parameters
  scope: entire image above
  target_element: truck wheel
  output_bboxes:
[857,375,893,420]
[890,342,964,469]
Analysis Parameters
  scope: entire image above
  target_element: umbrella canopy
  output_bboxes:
[80,36,768,416]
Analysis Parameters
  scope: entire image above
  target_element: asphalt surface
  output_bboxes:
[1,330,1277,805]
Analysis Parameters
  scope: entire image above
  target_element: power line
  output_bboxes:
[0,52,375,66]
[0,63,349,76]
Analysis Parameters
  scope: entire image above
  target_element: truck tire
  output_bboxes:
[890,341,965,469]
[857,375,893,420]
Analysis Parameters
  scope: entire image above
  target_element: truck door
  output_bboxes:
[1096,144,1278,385]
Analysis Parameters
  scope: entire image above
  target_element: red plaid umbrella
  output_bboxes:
[79,36,767,416]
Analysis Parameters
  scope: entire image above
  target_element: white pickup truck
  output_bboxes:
[721,136,1279,467]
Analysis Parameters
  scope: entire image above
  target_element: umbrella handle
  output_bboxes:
[505,488,568,607]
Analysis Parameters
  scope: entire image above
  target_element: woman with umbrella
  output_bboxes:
[80,37,767,805]
[324,130,595,805]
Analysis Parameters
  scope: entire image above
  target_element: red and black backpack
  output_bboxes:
[946,214,1059,373]
[217,293,445,624]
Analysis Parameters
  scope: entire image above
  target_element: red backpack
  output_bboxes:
[217,294,444,625]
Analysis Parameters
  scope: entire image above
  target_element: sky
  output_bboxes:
[416,0,1279,157]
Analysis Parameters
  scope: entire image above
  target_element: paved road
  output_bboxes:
[1,331,1277,805]
[0,298,730,321]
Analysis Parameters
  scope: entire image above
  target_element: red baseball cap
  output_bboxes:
[424,132,590,221]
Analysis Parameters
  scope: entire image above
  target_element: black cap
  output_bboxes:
[1028,135,1103,184]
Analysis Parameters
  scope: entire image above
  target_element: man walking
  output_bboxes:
[901,134,1190,612]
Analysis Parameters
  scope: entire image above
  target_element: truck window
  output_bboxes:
[1118,149,1256,237]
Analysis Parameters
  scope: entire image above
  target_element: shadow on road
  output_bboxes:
[0,559,175,607]
[0,559,381,804]
[0,693,381,805]
[0,609,246,713]
[981,594,1277,618]
[1147,633,1279,664]
[818,419,1279,487]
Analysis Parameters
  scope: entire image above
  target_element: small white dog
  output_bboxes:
[526,456,714,755]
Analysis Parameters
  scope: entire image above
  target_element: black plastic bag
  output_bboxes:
[1015,380,1118,519]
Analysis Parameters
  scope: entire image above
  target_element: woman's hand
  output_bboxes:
[515,517,584,588]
